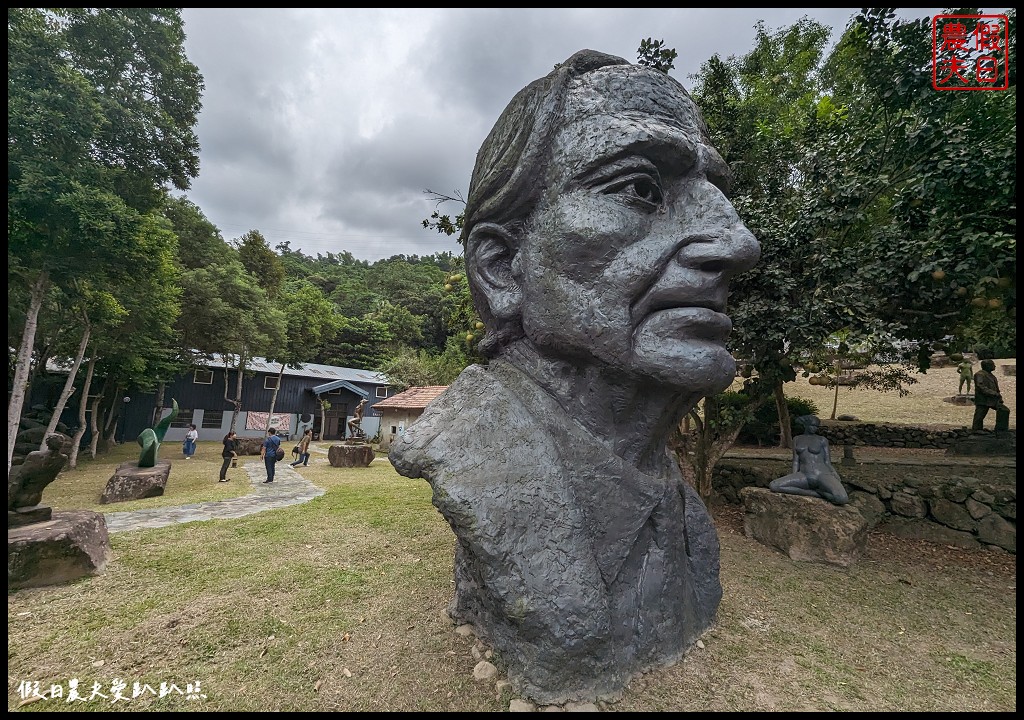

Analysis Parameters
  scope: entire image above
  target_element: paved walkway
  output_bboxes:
[103,457,326,534]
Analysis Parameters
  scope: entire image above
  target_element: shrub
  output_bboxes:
[737,395,820,446]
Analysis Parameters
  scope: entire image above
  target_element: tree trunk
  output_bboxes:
[223,359,240,433]
[69,356,96,469]
[99,382,121,452]
[774,382,793,449]
[225,349,248,433]
[831,359,841,420]
[670,392,772,506]
[8,270,49,475]
[88,394,102,460]
[320,399,329,441]
[267,363,286,426]
[40,317,91,450]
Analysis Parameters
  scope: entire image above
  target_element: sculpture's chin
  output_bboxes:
[630,321,737,395]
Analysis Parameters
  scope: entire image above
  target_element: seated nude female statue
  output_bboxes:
[769,414,849,505]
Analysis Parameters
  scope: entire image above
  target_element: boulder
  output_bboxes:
[8,510,110,591]
[740,487,869,567]
[101,460,171,504]
[328,443,375,468]
[233,437,266,456]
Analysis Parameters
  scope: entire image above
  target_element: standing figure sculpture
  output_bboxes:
[972,359,1010,431]
[769,415,849,505]
[956,358,974,395]
[390,49,760,704]
[347,398,367,439]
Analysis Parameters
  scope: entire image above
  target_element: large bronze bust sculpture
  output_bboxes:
[391,49,760,704]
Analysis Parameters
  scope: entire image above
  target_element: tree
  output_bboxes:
[8,8,201,472]
[265,280,340,424]
[236,229,285,300]
[636,37,677,74]
[678,10,1018,500]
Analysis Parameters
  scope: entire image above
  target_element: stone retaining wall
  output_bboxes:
[713,459,1015,554]
[816,422,1016,451]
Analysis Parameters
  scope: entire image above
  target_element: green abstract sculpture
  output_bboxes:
[137,399,178,468]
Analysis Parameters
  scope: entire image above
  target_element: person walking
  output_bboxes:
[183,424,199,459]
[219,431,237,482]
[290,428,313,467]
[260,427,282,483]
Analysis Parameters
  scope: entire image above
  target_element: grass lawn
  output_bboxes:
[7,365,1017,712]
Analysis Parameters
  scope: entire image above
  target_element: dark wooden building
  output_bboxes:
[120,356,391,443]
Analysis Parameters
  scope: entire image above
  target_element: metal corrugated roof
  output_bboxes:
[310,379,369,397]
[203,354,389,385]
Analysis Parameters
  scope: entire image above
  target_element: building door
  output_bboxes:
[318,406,347,441]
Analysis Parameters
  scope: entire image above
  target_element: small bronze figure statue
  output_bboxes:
[769,415,849,505]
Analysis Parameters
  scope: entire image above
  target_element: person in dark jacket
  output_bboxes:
[219,431,237,482]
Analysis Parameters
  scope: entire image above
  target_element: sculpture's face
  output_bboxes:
[518,66,760,392]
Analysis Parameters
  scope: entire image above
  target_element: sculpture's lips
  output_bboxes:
[644,305,732,342]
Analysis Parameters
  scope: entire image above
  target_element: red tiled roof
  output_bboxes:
[373,385,448,410]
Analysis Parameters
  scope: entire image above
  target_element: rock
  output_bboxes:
[564,701,601,711]
[328,443,375,468]
[473,660,498,681]
[740,487,868,567]
[509,699,537,712]
[233,437,266,456]
[8,510,110,591]
[977,513,1016,553]
[101,460,171,504]
[8,433,69,512]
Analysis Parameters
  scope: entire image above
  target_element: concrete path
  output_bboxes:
[103,458,325,534]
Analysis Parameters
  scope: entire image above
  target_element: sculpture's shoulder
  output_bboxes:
[389,363,558,483]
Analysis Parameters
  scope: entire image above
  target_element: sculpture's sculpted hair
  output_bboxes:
[462,50,630,357]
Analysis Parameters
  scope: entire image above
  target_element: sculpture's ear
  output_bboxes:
[466,222,522,321]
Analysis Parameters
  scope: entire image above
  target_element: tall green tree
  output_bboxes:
[8,8,201,472]
[264,280,340,423]
[678,9,1015,501]
[236,229,286,300]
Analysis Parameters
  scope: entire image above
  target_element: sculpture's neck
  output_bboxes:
[498,340,699,471]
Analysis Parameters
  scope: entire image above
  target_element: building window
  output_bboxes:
[170,408,194,428]
[391,425,397,434]
[328,387,343,395]
[376,386,388,398]
[194,369,213,384]
[202,410,224,429]
[264,376,279,390]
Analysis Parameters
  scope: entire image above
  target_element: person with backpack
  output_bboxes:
[260,427,283,483]
[290,428,313,468]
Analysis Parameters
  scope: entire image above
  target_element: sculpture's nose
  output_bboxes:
[673,180,760,278]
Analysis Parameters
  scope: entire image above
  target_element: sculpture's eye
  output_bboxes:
[599,172,664,211]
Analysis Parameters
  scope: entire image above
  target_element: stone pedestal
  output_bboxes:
[8,510,110,591]
[945,431,1015,457]
[101,459,171,504]
[328,443,374,468]
[233,437,265,455]
[740,487,868,567]
[8,506,53,528]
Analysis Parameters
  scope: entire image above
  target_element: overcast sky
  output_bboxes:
[177,8,955,262]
